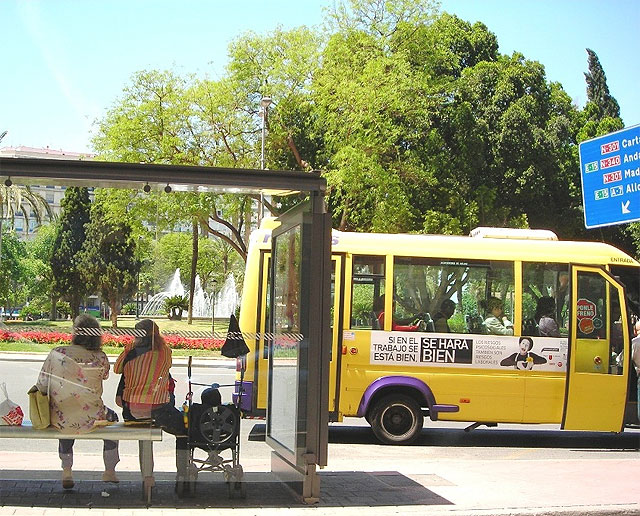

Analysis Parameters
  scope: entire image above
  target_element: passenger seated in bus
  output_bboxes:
[535,296,560,337]
[375,295,425,331]
[483,297,514,335]
[433,300,456,333]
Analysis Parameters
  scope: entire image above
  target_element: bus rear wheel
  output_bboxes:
[369,394,423,445]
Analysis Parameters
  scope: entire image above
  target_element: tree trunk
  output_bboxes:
[110,299,119,328]
[50,295,57,321]
[187,218,198,325]
[71,293,80,321]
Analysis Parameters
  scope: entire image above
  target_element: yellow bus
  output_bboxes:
[235,222,640,444]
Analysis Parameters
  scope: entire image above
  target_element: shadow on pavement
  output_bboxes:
[326,424,640,450]
[0,470,451,508]
[250,422,640,450]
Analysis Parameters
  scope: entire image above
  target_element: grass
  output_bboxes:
[3,317,227,333]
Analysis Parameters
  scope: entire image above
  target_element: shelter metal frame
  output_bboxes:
[0,157,330,503]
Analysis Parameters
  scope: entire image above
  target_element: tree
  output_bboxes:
[51,187,91,320]
[577,49,624,143]
[584,48,620,121]
[92,70,255,279]
[0,183,53,277]
[0,183,53,228]
[93,27,327,265]
[313,3,586,238]
[451,53,582,233]
[79,190,141,328]
[313,19,433,232]
[21,223,58,319]
[0,230,26,314]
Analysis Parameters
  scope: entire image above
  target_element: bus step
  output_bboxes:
[464,422,498,432]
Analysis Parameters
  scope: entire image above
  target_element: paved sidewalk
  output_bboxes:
[0,469,638,516]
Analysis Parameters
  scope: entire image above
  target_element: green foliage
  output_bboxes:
[0,184,53,229]
[85,0,636,264]
[50,187,91,319]
[351,283,375,324]
[121,303,137,315]
[79,193,141,328]
[165,295,189,320]
[584,48,620,121]
[20,223,58,310]
[93,70,192,164]
[20,302,47,320]
[0,230,26,308]
[56,301,71,319]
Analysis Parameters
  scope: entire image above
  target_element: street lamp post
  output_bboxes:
[258,97,272,224]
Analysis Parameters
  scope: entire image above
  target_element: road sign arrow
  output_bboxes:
[622,200,631,214]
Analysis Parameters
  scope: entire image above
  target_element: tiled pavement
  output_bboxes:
[1,469,639,516]
[0,470,450,509]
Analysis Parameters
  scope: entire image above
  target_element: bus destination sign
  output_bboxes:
[579,124,640,228]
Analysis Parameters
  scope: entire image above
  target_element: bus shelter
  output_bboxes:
[0,157,332,503]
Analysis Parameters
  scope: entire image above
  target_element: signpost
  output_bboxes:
[579,124,640,228]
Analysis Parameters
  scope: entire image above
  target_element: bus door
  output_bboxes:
[562,265,629,431]
[255,251,271,413]
[329,254,345,416]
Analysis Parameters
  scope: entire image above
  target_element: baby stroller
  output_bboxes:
[176,356,245,499]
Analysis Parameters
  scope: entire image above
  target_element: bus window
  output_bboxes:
[392,257,514,335]
[574,270,623,376]
[576,271,607,341]
[351,255,385,329]
[521,263,569,337]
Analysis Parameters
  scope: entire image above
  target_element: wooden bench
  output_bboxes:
[0,421,163,504]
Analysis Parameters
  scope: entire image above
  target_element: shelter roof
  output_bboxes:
[0,157,326,195]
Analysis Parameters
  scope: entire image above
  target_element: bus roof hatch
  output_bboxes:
[469,227,558,241]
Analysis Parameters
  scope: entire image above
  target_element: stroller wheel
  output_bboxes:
[200,405,239,445]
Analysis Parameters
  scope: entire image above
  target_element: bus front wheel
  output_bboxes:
[369,394,423,445]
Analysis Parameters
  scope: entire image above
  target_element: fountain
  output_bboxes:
[211,274,240,319]
[140,269,185,316]
[141,268,239,319]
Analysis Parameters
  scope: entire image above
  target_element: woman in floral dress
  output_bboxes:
[36,314,119,489]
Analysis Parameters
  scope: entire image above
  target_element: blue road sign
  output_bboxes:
[579,124,640,228]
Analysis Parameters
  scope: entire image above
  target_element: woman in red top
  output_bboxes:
[114,319,188,484]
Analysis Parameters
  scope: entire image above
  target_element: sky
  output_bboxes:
[1,0,639,153]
